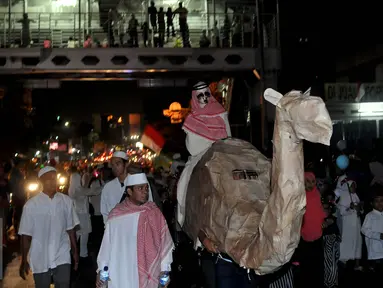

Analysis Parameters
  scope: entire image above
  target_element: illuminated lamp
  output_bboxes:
[55,0,77,7]
[163,102,190,124]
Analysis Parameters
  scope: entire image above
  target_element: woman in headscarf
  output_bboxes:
[297,172,326,288]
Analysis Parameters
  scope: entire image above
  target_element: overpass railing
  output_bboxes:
[0,11,279,49]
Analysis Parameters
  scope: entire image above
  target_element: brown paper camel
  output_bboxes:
[183,88,333,275]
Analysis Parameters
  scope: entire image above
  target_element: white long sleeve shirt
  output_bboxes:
[89,179,105,216]
[100,178,126,224]
[361,209,383,260]
[69,173,102,215]
[18,192,80,274]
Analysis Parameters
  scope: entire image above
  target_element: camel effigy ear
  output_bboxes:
[264,88,283,106]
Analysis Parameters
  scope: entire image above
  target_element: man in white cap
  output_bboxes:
[97,173,174,288]
[18,166,80,288]
[100,151,153,224]
[100,151,130,224]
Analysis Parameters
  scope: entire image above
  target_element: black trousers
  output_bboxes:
[297,238,324,288]
[90,215,104,254]
[200,250,258,288]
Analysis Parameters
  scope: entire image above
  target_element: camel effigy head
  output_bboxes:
[264,88,333,146]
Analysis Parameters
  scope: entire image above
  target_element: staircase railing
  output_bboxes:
[0,11,280,48]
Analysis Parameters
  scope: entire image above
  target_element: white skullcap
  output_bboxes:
[38,166,57,178]
[173,153,181,160]
[125,173,148,186]
[112,151,128,161]
[124,173,153,202]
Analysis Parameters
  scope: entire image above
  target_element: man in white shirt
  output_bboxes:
[68,166,102,259]
[361,187,383,263]
[100,151,130,224]
[97,173,174,288]
[100,151,154,224]
[89,174,105,251]
[19,166,80,288]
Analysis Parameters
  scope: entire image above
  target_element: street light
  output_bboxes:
[64,121,70,127]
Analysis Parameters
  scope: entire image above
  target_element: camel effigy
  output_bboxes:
[181,87,333,275]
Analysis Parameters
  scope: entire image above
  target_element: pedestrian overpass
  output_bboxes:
[0,47,280,80]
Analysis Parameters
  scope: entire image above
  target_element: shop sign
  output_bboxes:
[325,83,383,102]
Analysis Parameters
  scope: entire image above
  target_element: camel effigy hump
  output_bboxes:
[183,137,271,266]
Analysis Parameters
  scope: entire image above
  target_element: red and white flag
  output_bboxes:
[141,125,165,154]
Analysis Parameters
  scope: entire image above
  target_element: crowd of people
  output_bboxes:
[291,154,383,288]
[0,150,183,287]
[3,83,381,288]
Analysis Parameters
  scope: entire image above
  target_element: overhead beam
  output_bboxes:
[0,48,260,73]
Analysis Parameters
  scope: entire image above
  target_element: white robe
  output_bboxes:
[97,212,173,288]
[68,173,101,234]
[176,112,231,228]
[338,191,362,261]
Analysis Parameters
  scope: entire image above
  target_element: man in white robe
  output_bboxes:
[177,81,231,228]
[97,173,174,288]
[338,180,363,269]
[68,166,102,259]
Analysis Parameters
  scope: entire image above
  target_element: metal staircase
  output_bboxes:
[51,29,63,47]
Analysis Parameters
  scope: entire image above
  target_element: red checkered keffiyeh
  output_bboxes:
[183,83,228,141]
[108,200,173,288]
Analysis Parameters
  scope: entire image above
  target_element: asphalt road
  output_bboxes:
[0,230,373,288]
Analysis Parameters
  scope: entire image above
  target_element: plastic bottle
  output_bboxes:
[99,266,110,288]
[159,271,170,287]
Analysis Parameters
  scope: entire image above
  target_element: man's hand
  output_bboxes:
[203,237,218,253]
[96,273,103,288]
[19,261,30,280]
[350,202,355,210]
[73,251,79,271]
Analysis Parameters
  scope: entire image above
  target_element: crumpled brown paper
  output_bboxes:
[183,89,333,275]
